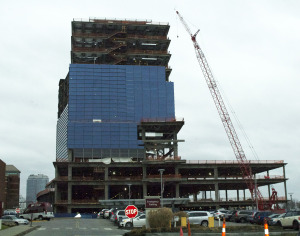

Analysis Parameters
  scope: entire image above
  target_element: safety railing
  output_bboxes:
[186,160,284,164]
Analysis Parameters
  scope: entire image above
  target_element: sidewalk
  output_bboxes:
[0,225,39,236]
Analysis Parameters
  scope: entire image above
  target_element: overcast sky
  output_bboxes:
[0,0,299,203]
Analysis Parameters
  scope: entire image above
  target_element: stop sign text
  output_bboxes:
[125,205,138,218]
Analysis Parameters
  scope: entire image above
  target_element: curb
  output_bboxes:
[15,226,40,236]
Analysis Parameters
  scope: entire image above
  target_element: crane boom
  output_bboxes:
[176,11,267,209]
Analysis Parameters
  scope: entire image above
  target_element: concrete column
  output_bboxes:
[204,191,207,199]
[214,183,219,201]
[67,206,71,214]
[143,183,147,197]
[143,166,147,179]
[173,132,178,157]
[175,166,179,175]
[105,184,109,200]
[68,183,72,204]
[193,193,197,202]
[283,165,287,201]
[68,149,73,162]
[68,165,72,181]
[105,167,108,181]
[55,165,59,178]
[176,184,179,198]
[237,190,239,201]
[54,182,58,203]
[214,167,218,179]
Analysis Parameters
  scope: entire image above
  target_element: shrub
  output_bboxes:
[148,207,173,229]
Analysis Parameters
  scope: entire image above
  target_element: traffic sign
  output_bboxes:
[125,205,138,218]
[15,208,20,214]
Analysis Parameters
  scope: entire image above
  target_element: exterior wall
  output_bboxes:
[5,165,20,209]
[57,64,175,160]
[26,174,49,205]
[6,175,20,209]
[0,160,6,210]
[56,105,69,161]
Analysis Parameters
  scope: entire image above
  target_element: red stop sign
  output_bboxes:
[125,205,138,218]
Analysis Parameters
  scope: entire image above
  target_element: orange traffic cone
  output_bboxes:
[180,226,183,236]
[264,218,269,236]
[188,220,191,236]
[222,218,226,236]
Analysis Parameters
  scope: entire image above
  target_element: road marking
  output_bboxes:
[37,228,46,230]
[79,227,87,230]
[104,228,113,230]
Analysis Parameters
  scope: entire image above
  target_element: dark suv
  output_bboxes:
[253,211,273,225]
[233,210,255,223]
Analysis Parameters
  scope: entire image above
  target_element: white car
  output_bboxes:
[213,210,228,220]
[187,211,212,227]
[120,214,146,228]
[1,215,29,225]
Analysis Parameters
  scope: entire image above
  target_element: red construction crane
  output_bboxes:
[176,10,280,211]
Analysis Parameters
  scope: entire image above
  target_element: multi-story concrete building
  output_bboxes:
[53,17,288,213]
[26,174,49,205]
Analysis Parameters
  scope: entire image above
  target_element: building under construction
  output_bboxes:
[53,18,288,213]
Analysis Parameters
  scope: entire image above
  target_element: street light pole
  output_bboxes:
[288,192,293,210]
[158,169,165,208]
[128,184,132,205]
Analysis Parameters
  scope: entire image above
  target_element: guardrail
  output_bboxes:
[186,160,284,164]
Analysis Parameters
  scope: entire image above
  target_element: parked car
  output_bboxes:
[225,210,237,221]
[103,209,111,219]
[213,210,228,220]
[253,211,273,225]
[187,211,212,227]
[232,210,255,223]
[278,211,300,230]
[246,211,260,224]
[120,214,146,228]
[3,210,17,216]
[97,209,108,218]
[112,210,126,225]
[104,208,116,219]
[264,213,280,224]
[268,213,286,226]
[118,211,144,227]
[1,215,29,225]
[109,208,121,222]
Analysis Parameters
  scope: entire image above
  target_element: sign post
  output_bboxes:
[145,196,161,229]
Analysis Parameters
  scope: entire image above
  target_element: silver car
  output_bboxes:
[1,215,29,225]
[187,211,212,227]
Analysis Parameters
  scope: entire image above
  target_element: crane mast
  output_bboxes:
[176,11,267,209]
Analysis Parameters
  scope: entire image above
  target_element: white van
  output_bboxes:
[19,202,54,221]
